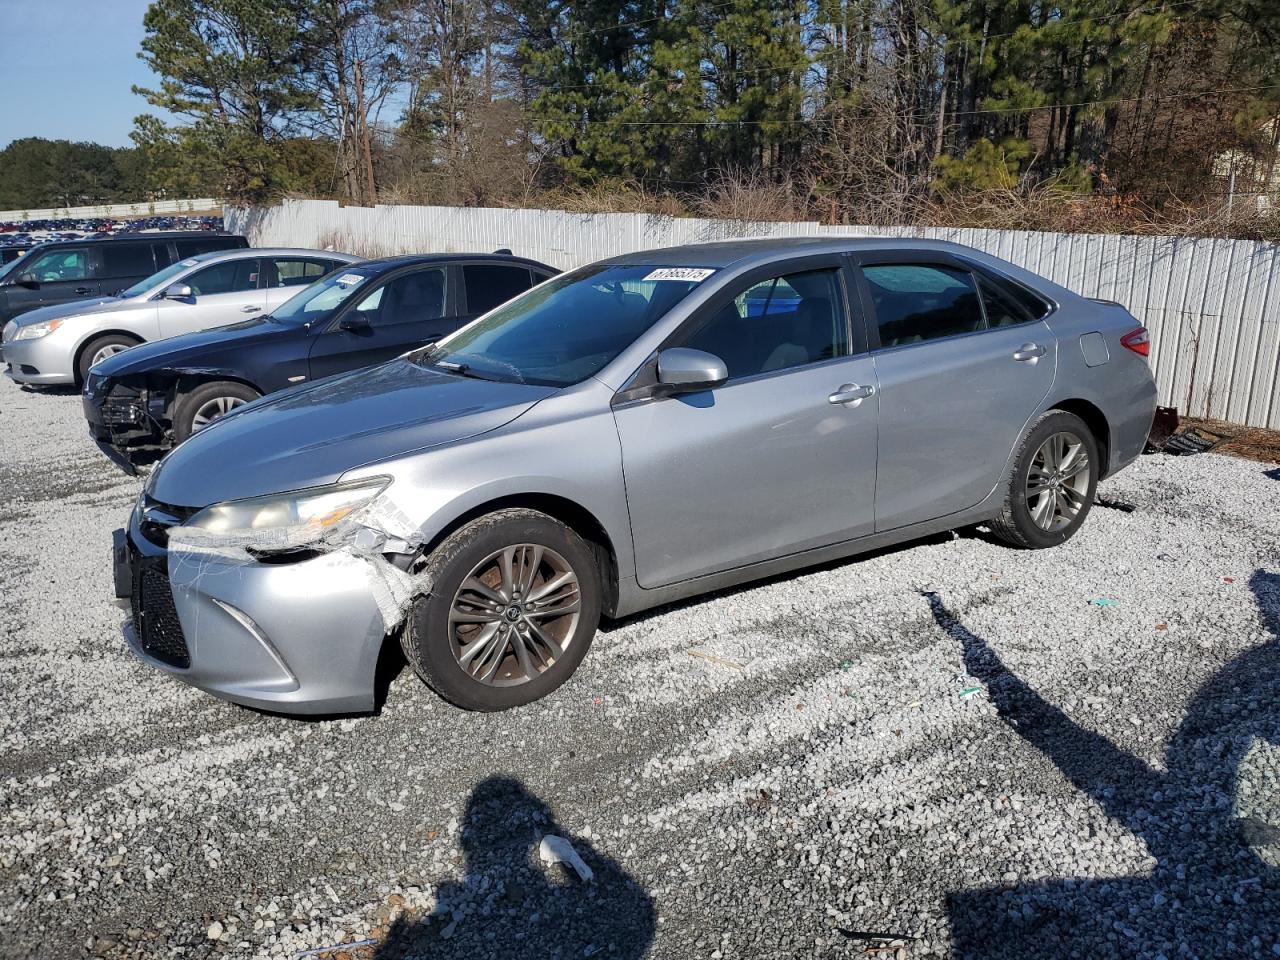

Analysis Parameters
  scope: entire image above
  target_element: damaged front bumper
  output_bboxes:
[82,373,168,471]
[119,499,406,715]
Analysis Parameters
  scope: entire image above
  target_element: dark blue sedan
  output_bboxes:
[83,252,557,469]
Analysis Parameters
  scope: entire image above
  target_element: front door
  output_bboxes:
[308,265,453,380]
[8,246,98,316]
[612,260,880,589]
[157,257,266,338]
[851,254,1057,532]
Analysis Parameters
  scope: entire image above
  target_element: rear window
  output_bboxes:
[100,243,157,279]
[463,264,538,315]
[864,264,984,347]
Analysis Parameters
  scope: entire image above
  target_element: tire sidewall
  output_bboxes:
[78,334,139,384]
[1006,411,1099,548]
[174,381,260,442]
[409,510,602,711]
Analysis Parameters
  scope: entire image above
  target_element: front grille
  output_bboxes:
[132,562,190,668]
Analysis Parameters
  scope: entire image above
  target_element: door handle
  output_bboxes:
[241,305,262,313]
[828,383,875,405]
[74,286,92,295]
[1013,342,1046,361]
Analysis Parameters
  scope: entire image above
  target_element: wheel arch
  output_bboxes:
[73,329,146,384]
[1047,398,1111,477]
[419,493,621,619]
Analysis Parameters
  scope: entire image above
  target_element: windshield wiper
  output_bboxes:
[434,359,500,382]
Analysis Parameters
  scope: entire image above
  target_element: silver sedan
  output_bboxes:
[116,238,1157,712]
[3,248,359,385]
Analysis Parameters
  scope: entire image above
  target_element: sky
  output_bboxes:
[0,0,172,149]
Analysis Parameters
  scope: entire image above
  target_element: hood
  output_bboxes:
[8,296,129,326]
[94,317,293,377]
[148,358,558,508]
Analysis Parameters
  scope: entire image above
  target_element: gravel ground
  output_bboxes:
[1,373,1278,960]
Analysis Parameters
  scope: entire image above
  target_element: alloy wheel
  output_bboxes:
[448,543,582,687]
[91,343,130,366]
[1026,430,1091,532]
[191,395,247,431]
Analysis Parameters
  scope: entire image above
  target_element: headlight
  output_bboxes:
[179,477,390,549]
[14,318,64,340]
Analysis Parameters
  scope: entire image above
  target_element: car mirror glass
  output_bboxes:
[656,347,728,392]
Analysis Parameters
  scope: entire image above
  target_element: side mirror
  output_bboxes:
[16,277,39,290]
[339,312,372,333]
[656,347,728,393]
[164,283,193,300]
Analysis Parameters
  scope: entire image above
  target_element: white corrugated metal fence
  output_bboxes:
[0,199,221,221]
[227,199,1280,429]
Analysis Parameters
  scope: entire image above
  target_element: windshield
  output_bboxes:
[419,264,713,386]
[0,256,22,282]
[118,259,195,299]
[270,267,376,325]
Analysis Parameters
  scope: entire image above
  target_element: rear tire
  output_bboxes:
[172,380,261,443]
[990,410,1099,549]
[77,333,140,384]
[403,508,602,711]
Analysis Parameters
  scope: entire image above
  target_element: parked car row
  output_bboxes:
[50,236,1155,717]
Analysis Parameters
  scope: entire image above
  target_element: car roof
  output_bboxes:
[179,247,362,265]
[357,252,557,272]
[602,236,977,269]
[23,232,241,249]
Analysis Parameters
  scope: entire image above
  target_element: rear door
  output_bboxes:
[308,264,452,379]
[850,251,1056,532]
[96,241,157,296]
[456,262,548,329]
[156,257,266,338]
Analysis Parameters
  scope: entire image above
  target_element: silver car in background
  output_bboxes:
[117,238,1157,714]
[2,248,360,385]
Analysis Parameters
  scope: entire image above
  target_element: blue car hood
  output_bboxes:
[96,317,295,377]
[149,359,557,508]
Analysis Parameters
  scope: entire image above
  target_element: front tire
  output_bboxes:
[403,508,602,711]
[172,380,261,443]
[78,333,140,384]
[990,410,1099,549]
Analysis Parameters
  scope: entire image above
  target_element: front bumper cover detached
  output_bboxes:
[118,504,391,714]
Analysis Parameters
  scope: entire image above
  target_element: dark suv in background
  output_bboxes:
[0,233,247,325]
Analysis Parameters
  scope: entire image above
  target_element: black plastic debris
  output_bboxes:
[1145,406,1180,452]
[1162,427,1221,456]
[1095,496,1137,512]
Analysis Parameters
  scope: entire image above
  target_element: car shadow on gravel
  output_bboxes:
[926,572,1280,958]
[374,775,656,959]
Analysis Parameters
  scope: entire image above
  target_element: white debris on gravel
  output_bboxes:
[1,374,1278,959]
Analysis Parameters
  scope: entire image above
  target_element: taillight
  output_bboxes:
[1120,327,1149,357]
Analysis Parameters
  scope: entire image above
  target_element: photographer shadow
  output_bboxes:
[927,571,1280,958]
[374,775,656,959]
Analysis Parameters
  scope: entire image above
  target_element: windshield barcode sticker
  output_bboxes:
[334,273,364,286]
[643,267,715,282]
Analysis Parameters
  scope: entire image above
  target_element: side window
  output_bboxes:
[186,259,260,296]
[463,264,536,315]
[352,268,446,327]
[863,264,983,347]
[23,248,90,283]
[680,267,849,380]
[153,242,176,269]
[977,276,1033,328]
[272,258,330,287]
[100,243,156,279]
